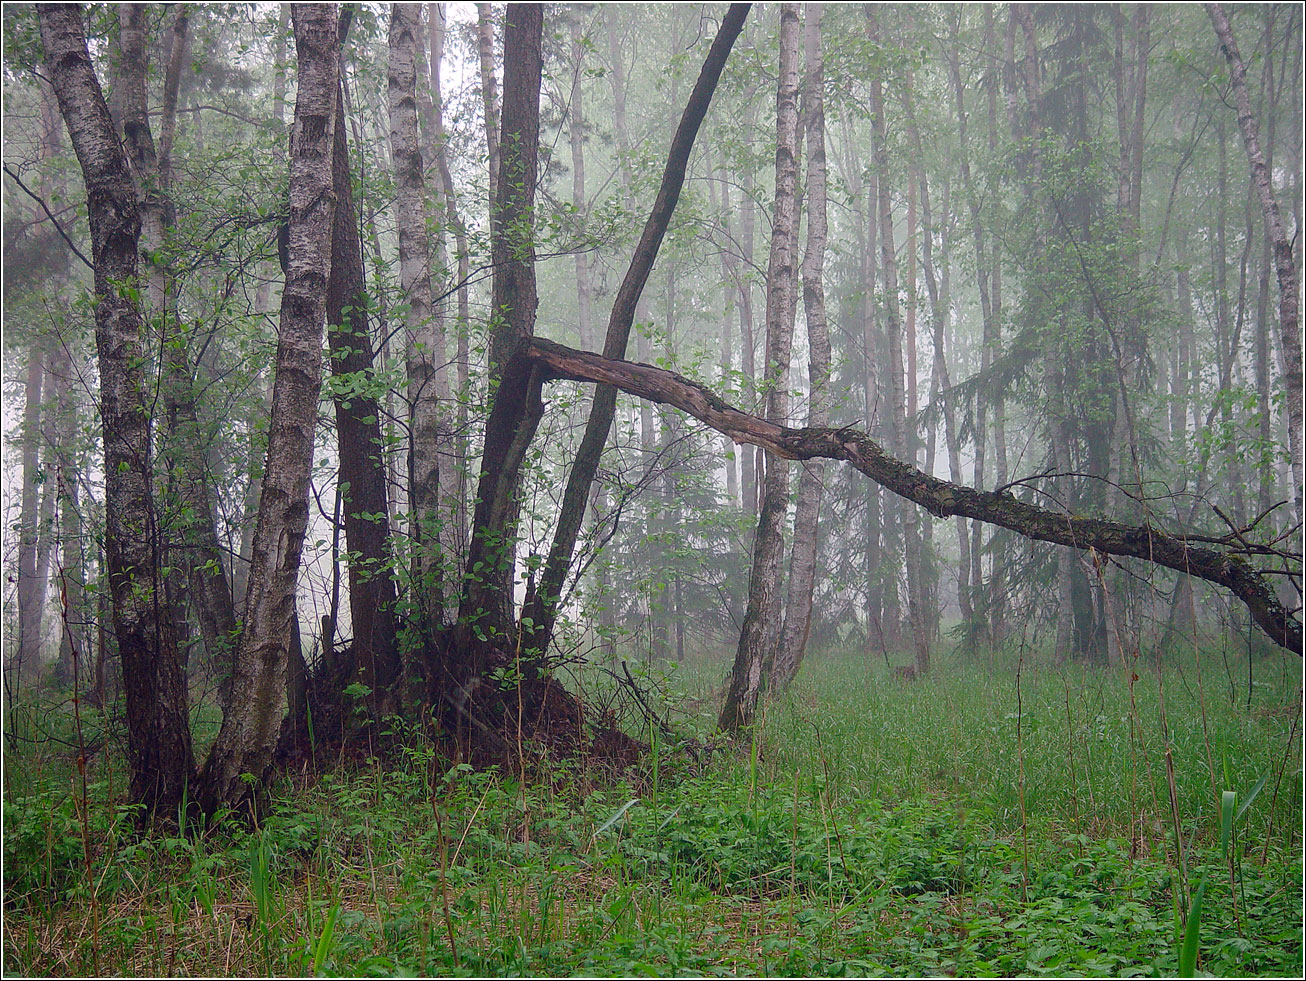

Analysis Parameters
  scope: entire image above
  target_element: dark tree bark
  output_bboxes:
[119,4,240,690]
[525,338,1302,655]
[720,2,801,733]
[40,2,193,817]
[453,2,544,683]
[199,2,339,815]
[517,3,749,665]
[328,16,400,708]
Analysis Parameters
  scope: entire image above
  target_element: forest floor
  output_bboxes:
[2,644,1301,977]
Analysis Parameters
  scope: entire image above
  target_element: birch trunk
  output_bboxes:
[199,3,339,815]
[774,4,828,690]
[40,1,193,817]
[1207,2,1304,526]
[390,3,448,631]
[429,2,472,558]
[476,2,500,209]
[719,2,801,732]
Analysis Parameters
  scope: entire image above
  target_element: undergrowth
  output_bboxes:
[2,645,1301,977]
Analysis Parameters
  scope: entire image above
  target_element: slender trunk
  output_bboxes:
[740,160,760,515]
[234,374,267,609]
[720,2,801,732]
[41,2,193,817]
[867,7,927,674]
[123,6,240,688]
[710,155,740,504]
[1208,3,1303,523]
[455,3,544,680]
[905,89,971,629]
[775,4,828,690]
[476,2,499,209]
[568,13,594,354]
[329,24,400,706]
[390,3,448,631]
[429,2,471,557]
[17,350,46,676]
[845,118,884,657]
[49,345,84,684]
[199,3,339,815]
[272,5,290,129]
[948,9,993,641]
[516,6,747,661]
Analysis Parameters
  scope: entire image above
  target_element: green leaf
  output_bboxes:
[1219,791,1236,863]
[1179,879,1206,978]
[312,899,339,974]
[592,798,641,838]
[1234,772,1270,825]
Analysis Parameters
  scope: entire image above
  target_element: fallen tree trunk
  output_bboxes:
[526,337,1302,654]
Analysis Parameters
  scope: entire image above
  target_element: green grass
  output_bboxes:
[3,644,1301,976]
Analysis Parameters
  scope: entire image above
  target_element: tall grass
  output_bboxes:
[726,646,1300,851]
[3,643,1300,977]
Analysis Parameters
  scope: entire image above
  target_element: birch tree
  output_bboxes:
[199,2,339,814]
[40,1,193,816]
[719,2,801,732]
[1207,2,1303,526]
[774,2,828,690]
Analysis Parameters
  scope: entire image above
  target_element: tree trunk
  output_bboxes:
[740,157,760,516]
[390,3,448,634]
[774,4,828,691]
[199,3,339,815]
[476,2,499,209]
[568,12,595,354]
[867,6,927,674]
[710,155,740,505]
[719,2,801,733]
[49,346,84,686]
[429,2,471,560]
[904,83,972,629]
[40,2,193,818]
[516,5,747,663]
[1208,2,1303,525]
[120,5,240,692]
[328,18,400,708]
[454,3,544,683]
[16,348,46,678]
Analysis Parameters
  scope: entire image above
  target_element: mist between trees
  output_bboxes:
[1,2,1301,818]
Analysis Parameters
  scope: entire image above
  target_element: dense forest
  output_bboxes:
[2,3,1302,976]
